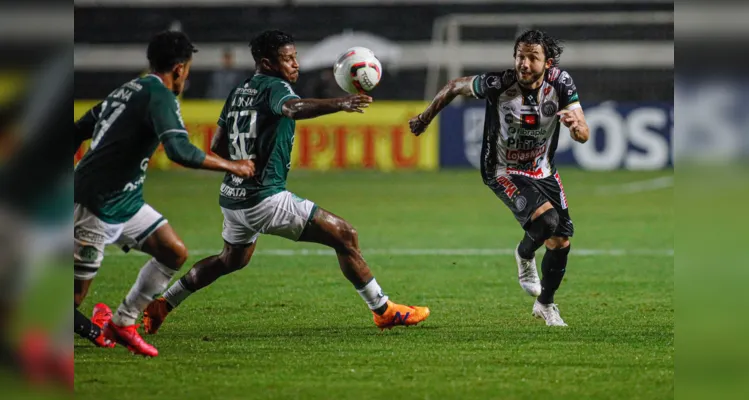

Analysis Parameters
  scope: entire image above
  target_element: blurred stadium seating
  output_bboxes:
[74,0,673,102]
[74,0,674,173]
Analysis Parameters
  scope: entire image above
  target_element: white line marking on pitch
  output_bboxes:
[107,248,673,257]
[595,176,674,196]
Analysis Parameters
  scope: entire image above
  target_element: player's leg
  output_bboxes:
[531,171,574,326]
[144,239,258,334]
[144,206,259,334]
[103,205,185,356]
[297,204,430,329]
[73,204,118,348]
[490,175,555,296]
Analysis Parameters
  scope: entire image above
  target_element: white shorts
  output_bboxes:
[221,191,317,245]
[73,203,168,280]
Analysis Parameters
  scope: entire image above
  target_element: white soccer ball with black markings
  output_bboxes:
[333,47,382,94]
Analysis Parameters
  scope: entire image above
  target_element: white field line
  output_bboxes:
[595,176,674,196]
[106,248,673,257]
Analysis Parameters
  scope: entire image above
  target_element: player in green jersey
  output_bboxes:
[144,30,430,333]
[73,31,255,357]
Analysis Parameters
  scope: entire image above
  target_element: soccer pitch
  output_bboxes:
[74,168,673,399]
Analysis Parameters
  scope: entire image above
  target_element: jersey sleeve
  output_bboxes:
[75,102,103,141]
[269,80,300,116]
[470,71,509,99]
[556,71,581,111]
[148,87,188,140]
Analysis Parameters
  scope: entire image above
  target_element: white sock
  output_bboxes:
[112,258,176,326]
[162,278,193,309]
[357,278,388,310]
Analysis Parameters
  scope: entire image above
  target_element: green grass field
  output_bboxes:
[74,168,673,400]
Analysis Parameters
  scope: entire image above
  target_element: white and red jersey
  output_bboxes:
[470,67,581,182]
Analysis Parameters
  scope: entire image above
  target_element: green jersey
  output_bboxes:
[74,74,188,223]
[217,73,300,209]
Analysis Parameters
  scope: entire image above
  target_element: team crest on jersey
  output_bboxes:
[504,113,514,124]
[505,88,518,97]
[514,196,527,211]
[559,72,573,87]
[486,75,502,89]
[541,101,558,117]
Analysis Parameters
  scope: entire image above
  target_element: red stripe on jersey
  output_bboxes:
[554,172,569,209]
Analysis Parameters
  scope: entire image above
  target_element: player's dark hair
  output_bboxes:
[514,29,563,66]
[147,30,198,73]
[249,30,295,65]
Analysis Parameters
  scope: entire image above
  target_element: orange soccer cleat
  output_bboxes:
[103,321,158,357]
[142,298,171,335]
[372,300,430,330]
[90,303,115,348]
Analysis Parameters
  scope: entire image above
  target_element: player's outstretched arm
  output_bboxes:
[281,94,372,120]
[161,133,255,178]
[409,76,475,136]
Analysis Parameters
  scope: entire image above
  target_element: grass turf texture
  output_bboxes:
[74,168,673,399]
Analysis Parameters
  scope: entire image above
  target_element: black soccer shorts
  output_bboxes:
[487,170,574,237]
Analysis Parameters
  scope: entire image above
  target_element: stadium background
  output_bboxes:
[73,1,674,399]
[74,0,674,173]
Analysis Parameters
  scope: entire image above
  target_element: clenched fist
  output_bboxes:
[409,114,430,136]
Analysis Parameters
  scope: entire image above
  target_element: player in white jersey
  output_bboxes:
[410,30,590,326]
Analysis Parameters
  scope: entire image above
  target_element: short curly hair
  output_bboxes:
[147,30,198,73]
[249,30,295,65]
[514,29,564,66]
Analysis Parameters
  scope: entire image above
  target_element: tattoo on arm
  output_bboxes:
[281,98,341,120]
[420,76,475,123]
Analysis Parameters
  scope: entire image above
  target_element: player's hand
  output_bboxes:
[338,94,372,113]
[557,109,580,131]
[231,159,255,179]
[409,114,430,136]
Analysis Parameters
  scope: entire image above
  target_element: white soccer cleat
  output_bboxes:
[532,300,568,326]
[515,245,541,297]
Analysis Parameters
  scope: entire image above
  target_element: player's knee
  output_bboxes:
[161,240,188,270]
[545,236,570,250]
[336,223,359,253]
[529,208,559,241]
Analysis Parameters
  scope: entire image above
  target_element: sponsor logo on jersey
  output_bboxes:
[123,175,146,192]
[506,145,547,163]
[220,183,247,199]
[231,175,244,185]
[235,87,257,96]
[495,175,519,198]
[541,101,558,117]
[74,227,107,244]
[522,114,539,129]
[505,88,518,97]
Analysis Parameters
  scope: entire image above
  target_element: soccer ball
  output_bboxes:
[333,47,382,94]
